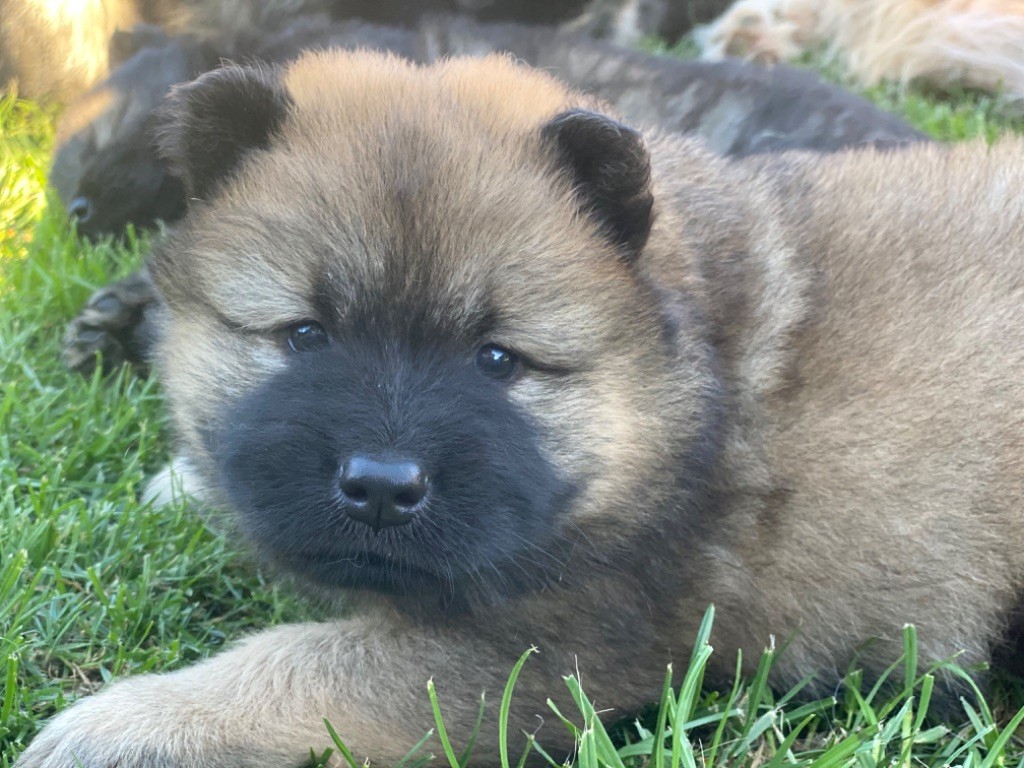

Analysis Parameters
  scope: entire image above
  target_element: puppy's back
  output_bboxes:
[705,140,1024,686]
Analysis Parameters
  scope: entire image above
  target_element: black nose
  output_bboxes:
[68,196,92,223]
[339,456,428,531]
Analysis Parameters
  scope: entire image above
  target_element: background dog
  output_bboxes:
[698,0,1024,102]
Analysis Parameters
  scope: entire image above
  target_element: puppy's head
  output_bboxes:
[149,52,720,612]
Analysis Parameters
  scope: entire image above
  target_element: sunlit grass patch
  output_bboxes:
[0,93,56,295]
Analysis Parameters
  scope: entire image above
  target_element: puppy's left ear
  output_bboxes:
[156,65,292,201]
[542,109,654,260]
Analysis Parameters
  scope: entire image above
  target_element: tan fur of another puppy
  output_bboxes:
[16,51,1024,768]
[699,0,1024,102]
[0,0,138,100]
[0,0,324,100]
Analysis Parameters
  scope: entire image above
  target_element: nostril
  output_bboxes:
[68,196,92,223]
[393,487,426,509]
[340,481,369,503]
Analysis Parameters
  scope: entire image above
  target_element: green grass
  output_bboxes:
[800,53,1024,142]
[0,94,308,765]
[2,50,1024,767]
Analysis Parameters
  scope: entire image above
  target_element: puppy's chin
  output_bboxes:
[266,544,460,613]
[235,487,577,613]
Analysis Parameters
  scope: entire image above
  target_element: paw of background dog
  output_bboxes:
[61,271,157,376]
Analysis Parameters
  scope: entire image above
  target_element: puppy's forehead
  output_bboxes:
[174,52,625,331]
[283,51,575,139]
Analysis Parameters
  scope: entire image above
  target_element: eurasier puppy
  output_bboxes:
[18,51,1024,767]
[698,0,1024,103]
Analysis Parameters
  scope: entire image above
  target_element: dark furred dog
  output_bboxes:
[19,52,1024,768]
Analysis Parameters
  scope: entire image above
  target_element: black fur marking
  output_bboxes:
[541,109,654,260]
[51,29,218,237]
[214,333,575,615]
[73,116,186,240]
[156,65,292,201]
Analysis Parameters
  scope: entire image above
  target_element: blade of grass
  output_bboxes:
[457,693,487,767]
[323,718,361,768]
[499,648,537,768]
[428,678,462,768]
[902,625,918,701]
[652,664,674,768]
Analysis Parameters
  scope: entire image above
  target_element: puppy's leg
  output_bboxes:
[15,618,562,768]
[62,269,158,376]
[142,454,211,508]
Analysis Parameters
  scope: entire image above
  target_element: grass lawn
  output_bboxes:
[2,46,1024,767]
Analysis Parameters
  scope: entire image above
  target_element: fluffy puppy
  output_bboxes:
[698,0,1024,102]
[18,51,1024,768]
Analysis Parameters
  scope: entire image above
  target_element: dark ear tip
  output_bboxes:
[542,109,653,259]
[155,64,290,201]
[541,109,650,174]
[542,109,642,140]
[159,64,276,110]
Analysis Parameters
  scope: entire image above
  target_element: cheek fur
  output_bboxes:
[160,320,285,444]
[509,366,659,502]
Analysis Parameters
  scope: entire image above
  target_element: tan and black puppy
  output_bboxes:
[19,52,1024,767]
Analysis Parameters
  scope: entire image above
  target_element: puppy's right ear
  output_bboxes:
[156,65,292,201]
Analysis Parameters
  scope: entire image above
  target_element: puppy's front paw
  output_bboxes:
[16,675,191,768]
[14,671,309,768]
[62,271,157,376]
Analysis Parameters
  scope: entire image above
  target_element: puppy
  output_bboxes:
[698,0,1024,102]
[20,51,1024,767]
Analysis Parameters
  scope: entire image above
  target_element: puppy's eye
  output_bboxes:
[475,344,519,380]
[287,321,330,353]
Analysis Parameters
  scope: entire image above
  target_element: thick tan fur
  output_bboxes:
[17,51,1024,767]
[698,0,1024,101]
[0,0,324,100]
[0,0,139,99]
